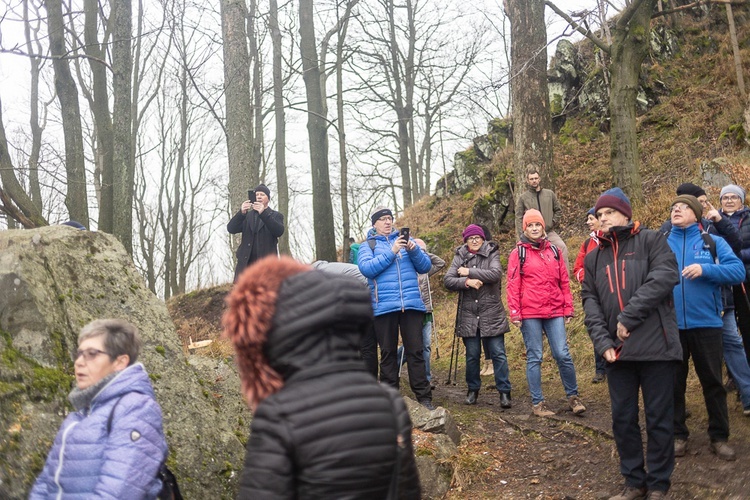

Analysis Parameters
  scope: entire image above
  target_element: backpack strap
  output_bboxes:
[106,398,123,435]
[518,245,526,275]
[369,239,376,250]
[700,226,718,264]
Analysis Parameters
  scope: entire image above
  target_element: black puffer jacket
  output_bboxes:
[582,223,682,362]
[238,271,420,500]
[444,241,510,337]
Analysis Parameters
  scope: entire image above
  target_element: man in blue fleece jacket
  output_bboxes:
[667,194,746,462]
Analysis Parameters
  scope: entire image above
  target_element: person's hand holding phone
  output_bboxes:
[392,235,407,254]
[241,200,253,214]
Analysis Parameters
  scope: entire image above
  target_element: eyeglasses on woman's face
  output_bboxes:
[73,348,110,363]
[467,236,483,243]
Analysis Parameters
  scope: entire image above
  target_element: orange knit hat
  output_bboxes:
[522,209,545,231]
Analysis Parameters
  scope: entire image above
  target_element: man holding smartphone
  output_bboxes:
[357,206,435,410]
[227,184,285,281]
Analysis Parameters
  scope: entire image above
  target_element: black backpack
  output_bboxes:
[518,243,559,275]
[106,398,183,500]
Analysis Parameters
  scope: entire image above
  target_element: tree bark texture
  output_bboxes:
[23,0,44,213]
[300,0,337,261]
[505,0,554,192]
[111,0,134,253]
[0,99,47,227]
[221,0,255,214]
[608,0,654,205]
[337,4,351,261]
[270,0,290,255]
[725,4,746,100]
[44,0,90,227]
[83,0,114,232]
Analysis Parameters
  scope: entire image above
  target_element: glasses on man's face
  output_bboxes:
[597,209,617,219]
[671,203,691,212]
[377,216,393,223]
[74,348,110,362]
[467,236,483,243]
[721,195,741,202]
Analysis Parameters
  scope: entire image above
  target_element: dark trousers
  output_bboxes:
[374,310,431,402]
[674,328,729,442]
[607,361,676,493]
[360,321,378,379]
[734,284,750,364]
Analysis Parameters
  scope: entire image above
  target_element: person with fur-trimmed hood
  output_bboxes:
[224,256,420,499]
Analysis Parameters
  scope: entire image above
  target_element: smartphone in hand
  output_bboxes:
[399,227,410,241]
[247,189,256,203]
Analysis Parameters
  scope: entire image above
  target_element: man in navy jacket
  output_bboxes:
[666,194,745,461]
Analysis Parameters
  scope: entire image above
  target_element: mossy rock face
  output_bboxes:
[0,227,245,499]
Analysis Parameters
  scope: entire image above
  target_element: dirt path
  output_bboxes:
[429,380,750,499]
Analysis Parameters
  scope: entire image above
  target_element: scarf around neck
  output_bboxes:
[68,371,120,411]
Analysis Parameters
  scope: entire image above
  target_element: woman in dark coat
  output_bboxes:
[223,255,420,500]
[444,224,512,408]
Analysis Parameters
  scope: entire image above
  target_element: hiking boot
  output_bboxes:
[568,396,586,415]
[709,441,736,461]
[532,401,555,417]
[592,372,606,384]
[419,400,436,411]
[499,392,511,409]
[673,439,687,457]
[646,491,668,500]
[609,486,646,500]
[465,390,478,405]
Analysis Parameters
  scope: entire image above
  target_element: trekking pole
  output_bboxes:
[427,276,440,360]
[398,345,405,377]
[446,290,463,385]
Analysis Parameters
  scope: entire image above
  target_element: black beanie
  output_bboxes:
[676,183,706,198]
[255,184,271,199]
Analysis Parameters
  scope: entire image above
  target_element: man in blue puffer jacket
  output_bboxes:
[667,195,746,462]
[358,206,434,409]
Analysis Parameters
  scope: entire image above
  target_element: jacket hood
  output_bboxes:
[266,270,373,379]
[224,255,373,408]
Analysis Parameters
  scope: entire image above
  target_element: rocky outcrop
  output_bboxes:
[0,227,246,499]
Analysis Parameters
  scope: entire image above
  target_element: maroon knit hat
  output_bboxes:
[594,187,632,219]
[462,224,485,242]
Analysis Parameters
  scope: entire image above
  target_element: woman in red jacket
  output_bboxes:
[572,207,606,383]
[507,209,585,417]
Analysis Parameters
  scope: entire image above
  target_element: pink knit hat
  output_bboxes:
[462,224,485,242]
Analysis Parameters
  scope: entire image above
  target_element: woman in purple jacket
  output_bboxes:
[31,320,168,499]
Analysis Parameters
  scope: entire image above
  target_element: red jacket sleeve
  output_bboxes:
[506,248,522,322]
[559,251,574,317]
[573,240,588,283]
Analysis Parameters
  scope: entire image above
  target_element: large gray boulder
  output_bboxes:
[0,226,246,499]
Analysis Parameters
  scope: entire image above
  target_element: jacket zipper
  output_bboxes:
[680,230,688,327]
[54,420,79,499]
[621,260,626,290]
[611,233,625,311]
[394,234,405,312]
[605,265,614,293]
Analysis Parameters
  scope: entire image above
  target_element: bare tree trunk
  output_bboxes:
[387,0,413,208]
[726,3,746,101]
[505,0,554,190]
[83,0,114,232]
[23,0,44,212]
[300,0,337,261]
[221,0,255,213]
[337,2,351,261]
[111,0,134,251]
[609,0,654,205]
[270,0,290,255]
[45,0,90,226]
[248,0,264,179]
[0,99,47,227]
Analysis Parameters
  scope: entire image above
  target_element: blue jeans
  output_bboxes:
[595,352,607,375]
[463,331,511,394]
[723,309,750,409]
[397,320,433,383]
[521,317,579,404]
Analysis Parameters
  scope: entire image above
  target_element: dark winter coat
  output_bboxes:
[582,223,682,362]
[227,206,285,280]
[667,223,745,329]
[237,270,420,499]
[507,237,574,322]
[444,241,510,337]
[30,364,168,499]
[722,207,750,279]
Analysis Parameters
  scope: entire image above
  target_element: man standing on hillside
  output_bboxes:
[227,184,285,281]
[515,165,569,269]
[666,194,745,462]
[582,187,682,500]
